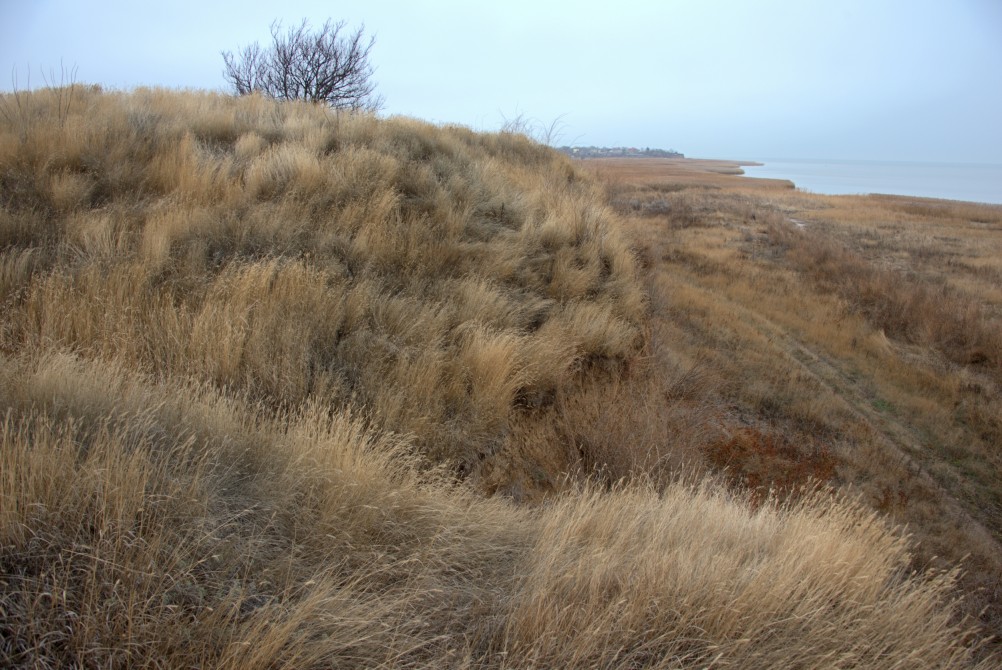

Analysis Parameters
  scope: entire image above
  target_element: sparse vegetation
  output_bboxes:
[590,156,1002,656]
[1,87,997,667]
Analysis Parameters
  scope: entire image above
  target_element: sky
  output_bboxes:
[2,0,1001,163]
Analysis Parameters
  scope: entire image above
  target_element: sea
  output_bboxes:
[741,159,1002,205]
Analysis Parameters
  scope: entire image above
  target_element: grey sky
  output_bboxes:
[2,0,1001,162]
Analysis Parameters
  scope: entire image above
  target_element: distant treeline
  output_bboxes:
[559,146,684,159]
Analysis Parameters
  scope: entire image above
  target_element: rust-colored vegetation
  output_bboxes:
[706,428,838,503]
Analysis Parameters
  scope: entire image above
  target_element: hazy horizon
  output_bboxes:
[3,0,1001,164]
[742,156,1002,167]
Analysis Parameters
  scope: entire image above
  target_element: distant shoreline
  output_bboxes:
[741,158,1002,205]
[579,155,1002,206]
[559,146,684,159]
[574,156,794,190]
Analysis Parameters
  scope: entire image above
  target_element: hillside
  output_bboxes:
[0,87,996,667]
[587,157,1002,652]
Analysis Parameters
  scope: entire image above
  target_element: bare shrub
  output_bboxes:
[222,19,381,111]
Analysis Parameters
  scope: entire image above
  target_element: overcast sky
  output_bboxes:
[2,0,1001,162]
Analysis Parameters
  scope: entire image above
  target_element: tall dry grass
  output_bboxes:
[0,86,643,469]
[588,157,1002,654]
[1,88,994,666]
[3,353,990,668]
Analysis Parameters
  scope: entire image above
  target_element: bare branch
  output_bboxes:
[499,110,570,146]
[222,41,265,96]
[222,18,380,110]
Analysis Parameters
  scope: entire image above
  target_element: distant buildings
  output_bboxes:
[558,146,684,159]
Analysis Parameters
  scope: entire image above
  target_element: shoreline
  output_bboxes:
[576,156,794,191]
[580,156,1002,206]
[740,157,1002,206]
[581,156,1002,206]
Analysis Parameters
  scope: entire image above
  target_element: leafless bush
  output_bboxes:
[222,19,381,111]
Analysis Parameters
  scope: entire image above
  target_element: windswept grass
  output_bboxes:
[589,156,1002,655]
[1,87,994,666]
[0,86,643,470]
[3,353,988,668]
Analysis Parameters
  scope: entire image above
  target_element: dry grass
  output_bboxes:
[0,86,643,469]
[2,353,989,668]
[587,156,1002,655]
[507,483,978,669]
[1,88,995,666]
[1,352,524,668]
[767,219,1002,374]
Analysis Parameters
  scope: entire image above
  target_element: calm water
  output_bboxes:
[742,159,1002,205]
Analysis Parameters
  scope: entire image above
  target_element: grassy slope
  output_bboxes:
[591,157,1002,652]
[0,88,994,667]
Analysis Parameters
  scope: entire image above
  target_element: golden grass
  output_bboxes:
[507,483,976,668]
[1,87,995,666]
[767,219,1002,372]
[3,352,989,667]
[588,156,1002,656]
[0,86,644,468]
